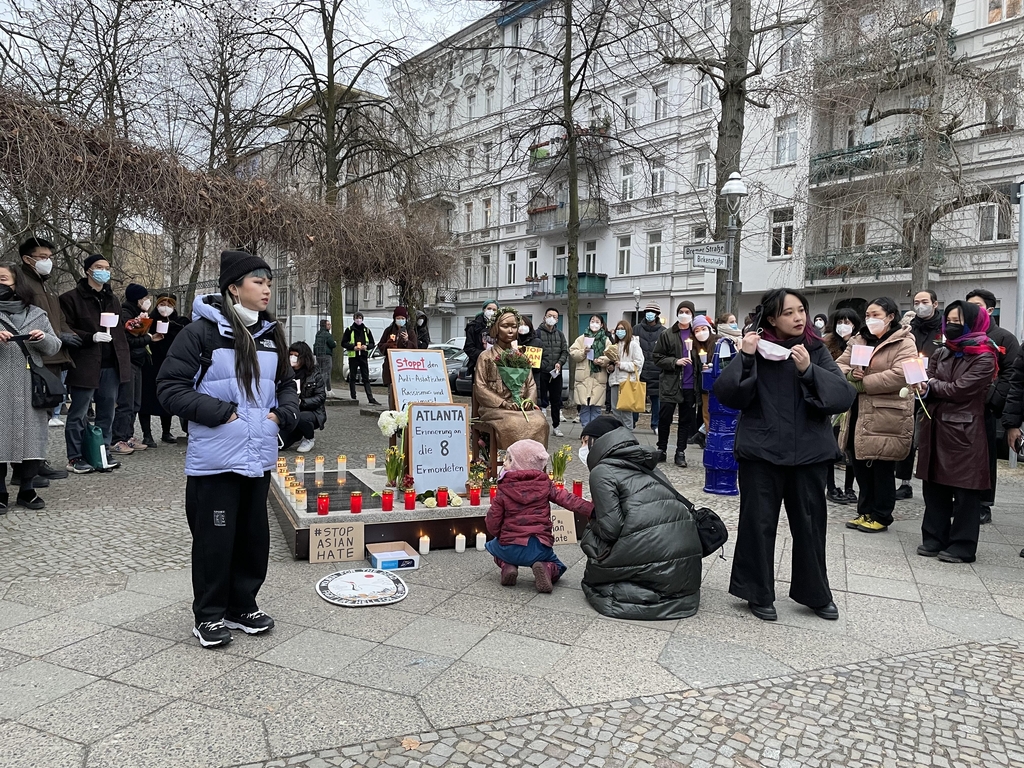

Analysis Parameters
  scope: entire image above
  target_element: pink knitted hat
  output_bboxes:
[506,439,550,472]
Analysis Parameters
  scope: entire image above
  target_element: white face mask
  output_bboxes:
[836,322,853,338]
[417,318,425,326]
[545,316,557,326]
[677,313,691,325]
[33,258,53,276]
[232,302,260,326]
[140,298,151,311]
[484,309,495,320]
[589,323,601,333]
[814,319,825,329]
[757,339,792,361]
[519,325,530,335]
[865,317,886,335]
[289,355,299,366]
[695,330,710,342]
[578,444,590,463]
[914,304,933,318]
[157,305,173,317]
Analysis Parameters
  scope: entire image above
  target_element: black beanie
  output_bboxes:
[125,283,148,302]
[84,254,105,271]
[580,416,624,442]
[219,250,272,293]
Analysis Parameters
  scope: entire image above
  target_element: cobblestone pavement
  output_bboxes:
[2,396,1024,767]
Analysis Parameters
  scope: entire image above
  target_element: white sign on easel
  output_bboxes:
[388,350,453,411]
[408,403,470,493]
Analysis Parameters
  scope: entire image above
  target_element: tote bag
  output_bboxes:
[616,371,647,413]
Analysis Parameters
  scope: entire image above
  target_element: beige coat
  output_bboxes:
[569,334,619,408]
[473,345,549,450]
[836,326,917,462]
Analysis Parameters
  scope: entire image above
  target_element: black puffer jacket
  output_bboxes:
[121,300,152,367]
[580,427,702,621]
[635,321,665,392]
[297,365,328,429]
[986,323,1020,416]
[713,337,856,465]
[534,323,568,373]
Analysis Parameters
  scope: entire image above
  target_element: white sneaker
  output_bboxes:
[297,438,315,453]
[553,427,564,437]
[48,418,64,427]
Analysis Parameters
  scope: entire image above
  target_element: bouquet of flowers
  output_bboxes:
[125,315,153,336]
[550,445,572,482]
[377,408,409,438]
[494,347,535,421]
[383,446,405,487]
[377,408,410,487]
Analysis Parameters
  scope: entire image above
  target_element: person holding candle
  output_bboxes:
[835,297,917,534]
[377,306,419,408]
[140,293,190,445]
[280,341,327,453]
[569,315,617,428]
[157,250,299,648]
[713,288,856,622]
[112,283,162,452]
[58,254,132,474]
[651,300,701,467]
[913,300,997,564]
[689,315,717,447]
[485,438,593,592]
[636,303,666,434]
[607,319,645,430]
[822,308,863,505]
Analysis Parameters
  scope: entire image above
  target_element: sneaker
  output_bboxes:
[674,451,687,468]
[297,438,315,453]
[15,491,45,510]
[979,506,992,525]
[193,620,232,647]
[223,610,275,634]
[845,514,867,529]
[856,518,889,533]
[38,462,68,480]
[532,562,553,593]
[651,426,658,435]
[827,488,848,504]
[126,437,147,451]
[66,459,94,474]
[553,427,564,437]
[895,484,913,500]
[368,399,381,406]
[48,418,64,427]
[110,441,134,456]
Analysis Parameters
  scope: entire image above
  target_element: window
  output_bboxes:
[532,16,543,42]
[698,76,713,110]
[510,22,521,46]
[694,147,711,188]
[655,22,674,55]
[511,75,521,102]
[483,197,492,227]
[620,163,635,200]
[485,86,494,114]
[841,216,867,248]
[989,0,1022,24]
[701,0,714,28]
[533,66,544,96]
[770,208,795,258]
[984,71,1018,131]
[483,142,493,171]
[554,244,567,275]
[651,161,666,194]
[466,147,475,174]
[446,103,455,128]
[464,257,473,287]
[464,201,474,230]
[507,191,519,222]
[775,114,798,164]
[363,283,370,301]
[692,225,708,241]
[466,93,476,120]
[617,235,631,275]
[780,28,802,71]
[506,251,517,284]
[482,254,492,286]
[584,240,597,272]
[622,92,637,127]
[625,24,642,56]
[427,111,435,131]
[482,45,491,64]
[527,248,538,279]
[979,204,1011,241]
[375,285,384,307]
[653,83,669,121]
[647,231,662,272]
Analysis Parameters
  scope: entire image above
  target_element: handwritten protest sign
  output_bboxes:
[523,345,543,369]
[309,522,365,563]
[388,350,453,411]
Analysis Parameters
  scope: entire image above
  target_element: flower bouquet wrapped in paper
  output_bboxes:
[494,347,535,421]
[125,315,153,336]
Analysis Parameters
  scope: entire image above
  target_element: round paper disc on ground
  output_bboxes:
[315,568,408,607]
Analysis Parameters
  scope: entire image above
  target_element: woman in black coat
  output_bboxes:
[281,341,327,452]
[713,288,856,623]
[464,299,498,376]
[140,293,190,444]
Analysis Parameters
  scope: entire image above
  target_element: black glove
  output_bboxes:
[59,332,83,349]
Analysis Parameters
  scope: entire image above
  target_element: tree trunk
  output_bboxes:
[186,230,207,310]
[563,0,579,384]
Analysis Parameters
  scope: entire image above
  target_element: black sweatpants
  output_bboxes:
[921,480,981,560]
[730,460,833,608]
[657,389,697,453]
[185,471,272,623]
[982,407,998,507]
[281,411,319,449]
[349,356,373,400]
[849,435,897,526]
[541,372,564,428]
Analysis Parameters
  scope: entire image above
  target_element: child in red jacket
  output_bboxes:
[485,438,594,592]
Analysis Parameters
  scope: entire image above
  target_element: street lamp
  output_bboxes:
[719,172,748,316]
[632,287,642,321]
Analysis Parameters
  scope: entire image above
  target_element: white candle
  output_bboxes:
[314,455,324,483]
[476,532,486,551]
[100,312,118,328]
[455,534,466,553]
[156,321,169,334]
[295,457,305,475]
[366,454,376,470]
[419,535,430,555]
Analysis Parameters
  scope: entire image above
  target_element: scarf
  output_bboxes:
[0,298,26,316]
[909,310,943,352]
[943,300,999,375]
[585,328,608,373]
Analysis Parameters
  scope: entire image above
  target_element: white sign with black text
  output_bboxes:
[408,403,470,493]
[684,241,728,270]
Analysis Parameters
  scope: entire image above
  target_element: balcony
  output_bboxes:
[816,28,955,82]
[804,242,947,283]
[525,198,608,234]
[528,126,613,173]
[522,275,552,299]
[553,273,607,298]
[809,134,953,185]
[435,288,458,304]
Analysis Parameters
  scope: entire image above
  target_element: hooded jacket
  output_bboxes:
[486,469,594,547]
[59,278,132,387]
[157,295,299,478]
[296,364,328,429]
[534,322,569,373]
[635,320,665,391]
[580,427,703,621]
[713,337,857,465]
[415,311,431,348]
[17,262,72,369]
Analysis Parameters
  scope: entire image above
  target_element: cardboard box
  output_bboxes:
[366,541,420,571]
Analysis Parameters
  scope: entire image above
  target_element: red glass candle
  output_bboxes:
[572,480,584,498]
[317,492,330,515]
[489,485,497,500]
[436,487,448,507]
[469,485,481,505]
[404,490,416,510]
[350,491,362,514]
[554,481,565,491]
[381,490,394,511]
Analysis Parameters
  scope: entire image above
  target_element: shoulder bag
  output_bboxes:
[637,462,728,558]
[0,317,65,410]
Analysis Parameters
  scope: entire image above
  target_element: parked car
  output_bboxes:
[429,344,467,389]
[455,354,569,400]
[445,336,466,349]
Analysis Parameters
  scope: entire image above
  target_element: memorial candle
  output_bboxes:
[156,321,170,334]
[489,485,497,500]
[476,532,486,550]
[317,492,330,515]
[381,489,394,511]
[572,480,584,498]
[404,490,416,510]
[337,454,347,475]
[436,487,448,507]
[469,485,481,505]
[314,455,325,482]
[419,535,430,555]
[276,458,287,476]
[294,487,307,510]
[349,491,362,514]
[295,456,305,476]
[366,453,376,470]
[99,312,118,328]
[554,481,565,491]
[454,533,466,553]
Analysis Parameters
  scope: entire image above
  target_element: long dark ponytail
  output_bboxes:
[222,271,291,402]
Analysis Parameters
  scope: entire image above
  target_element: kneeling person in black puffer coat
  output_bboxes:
[281,341,327,453]
[579,416,702,620]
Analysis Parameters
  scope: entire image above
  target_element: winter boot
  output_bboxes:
[532,562,554,593]
[494,557,518,586]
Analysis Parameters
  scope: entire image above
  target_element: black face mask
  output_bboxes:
[0,284,17,301]
[944,323,964,341]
